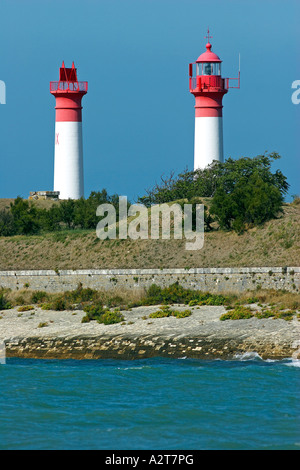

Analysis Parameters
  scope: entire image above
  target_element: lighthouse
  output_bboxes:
[50,62,88,200]
[189,29,240,170]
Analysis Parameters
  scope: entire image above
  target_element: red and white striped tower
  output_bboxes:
[50,62,88,199]
[189,29,240,170]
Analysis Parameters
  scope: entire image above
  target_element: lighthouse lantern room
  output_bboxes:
[189,29,240,171]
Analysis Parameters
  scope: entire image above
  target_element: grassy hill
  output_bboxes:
[0,198,299,270]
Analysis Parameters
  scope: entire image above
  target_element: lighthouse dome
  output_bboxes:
[196,43,221,63]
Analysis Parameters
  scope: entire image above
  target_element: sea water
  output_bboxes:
[0,355,299,450]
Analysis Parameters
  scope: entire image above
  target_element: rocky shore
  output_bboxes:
[1,304,300,361]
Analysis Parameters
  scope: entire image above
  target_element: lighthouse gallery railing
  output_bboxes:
[50,81,88,92]
[190,76,228,91]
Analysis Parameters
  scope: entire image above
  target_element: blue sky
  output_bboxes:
[0,0,299,202]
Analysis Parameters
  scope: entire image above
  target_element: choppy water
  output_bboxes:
[0,354,299,450]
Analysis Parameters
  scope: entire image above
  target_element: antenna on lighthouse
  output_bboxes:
[205,27,213,44]
[238,53,241,88]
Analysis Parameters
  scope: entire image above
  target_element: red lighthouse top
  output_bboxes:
[50,61,88,95]
[196,29,221,63]
[50,62,88,122]
[196,43,221,63]
[189,29,240,94]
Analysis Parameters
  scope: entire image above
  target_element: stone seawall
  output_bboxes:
[0,267,299,293]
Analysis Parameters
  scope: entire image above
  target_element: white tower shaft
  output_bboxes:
[194,116,224,170]
[54,121,84,200]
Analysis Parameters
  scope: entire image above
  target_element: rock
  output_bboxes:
[0,304,299,360]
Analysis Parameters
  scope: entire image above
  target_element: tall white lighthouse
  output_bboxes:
[50,62,88,199]
[189,29,240,170]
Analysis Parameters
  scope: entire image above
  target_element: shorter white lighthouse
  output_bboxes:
[50,62,88,199]
[189,29,240,170]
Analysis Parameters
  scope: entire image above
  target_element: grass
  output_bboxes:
[0,200,299,270]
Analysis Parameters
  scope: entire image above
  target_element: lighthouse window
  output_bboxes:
[204,63,212,75]
[196,63,202,75]
[201,63,221,76]
[197,63,221,76]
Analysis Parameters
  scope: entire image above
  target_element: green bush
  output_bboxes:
[172,309,192,318]
[70,286,98,303]
[40,297,67,311]
[255,309,274,319]
[41,302,52,310]
[17,305,34,312]
[0,190,126,237]
[246,296,259,304]
[144,283,233,307]
[149,305,192,319]
[220,306,254,321]
[106,295,125,308]
[97,310,125,325]
[137,153,289,233]
[0,292,12,310]
[31,291,49,304]
[82,302,107,322]
[149,306,173,318]
[276,310,295,321]
[52,298,67,311]
[254,308,296,321]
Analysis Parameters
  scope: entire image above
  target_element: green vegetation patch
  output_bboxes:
[220,306,254,321]
[0,291,12,310]
[81,303,124,325]
[142,283,234,307]
[149,305,192,319]
[97,310,125,325]
[220,305,297,321]
[17,305,34,312]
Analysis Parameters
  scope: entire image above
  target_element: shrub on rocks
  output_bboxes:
[81,304,124,325]
[220,306,254,321]
[0,292,12,310]
[97,310,125,325]
[149,305,192,319]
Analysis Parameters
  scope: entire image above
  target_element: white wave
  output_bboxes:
[233,353,300,366]
[233,351,263,361]
[118,366,148,370]
[284,358,300,368]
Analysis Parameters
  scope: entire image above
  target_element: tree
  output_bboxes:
[10,197,41,235]
[137,153,289,207]
[0,209,16,236]
[213,152,289,196]
[137,164,221,207]
[137,152,289,232]
[58,199,76,229]
[210,173,285,233]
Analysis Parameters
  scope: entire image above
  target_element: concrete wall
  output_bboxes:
[0,267,299,293]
